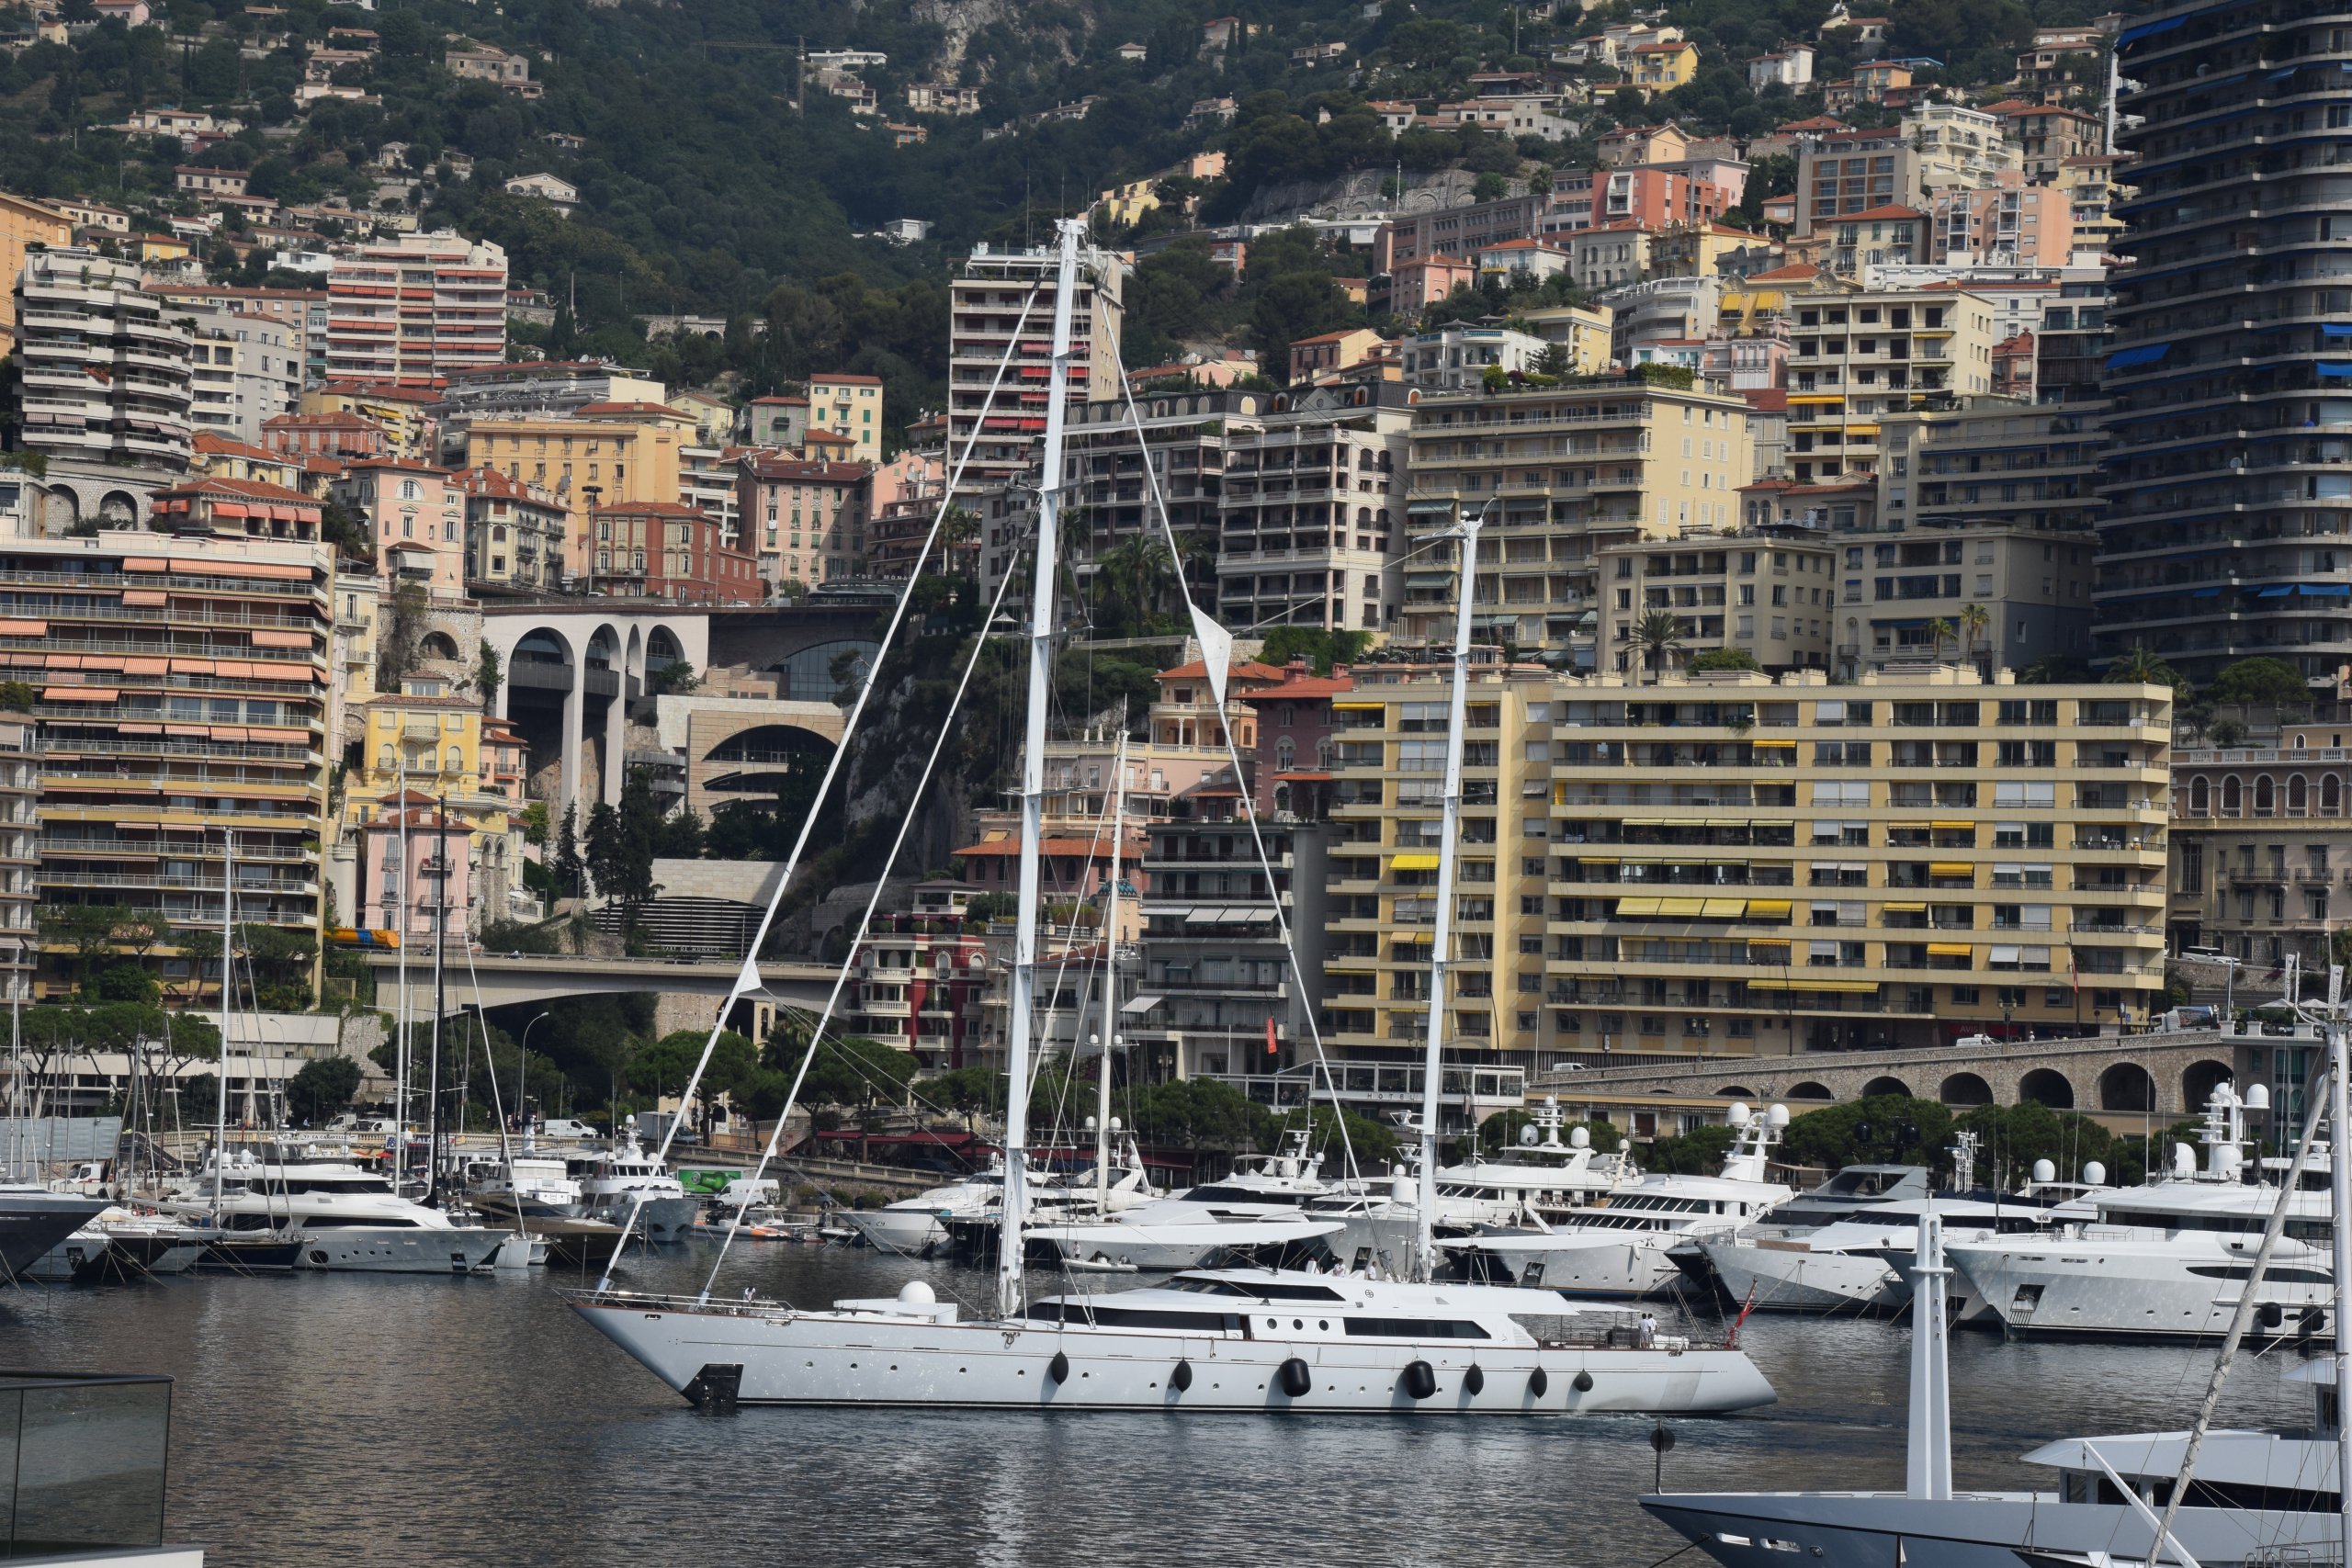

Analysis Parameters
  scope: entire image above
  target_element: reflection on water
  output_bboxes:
[0,1243,2307,1567]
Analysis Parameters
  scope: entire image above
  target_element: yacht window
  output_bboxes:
[1343,1317,1490,1339]
[1024,1303,1240,1332]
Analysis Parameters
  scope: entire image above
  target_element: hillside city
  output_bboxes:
[0,0,2320,1155]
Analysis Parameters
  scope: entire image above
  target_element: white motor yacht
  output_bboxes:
[466,1153,586,1221]
[1026,1128,1342,1271]
[567,1128,698,1242]
[837,1158,1019,1254]
[1445,1104,1794,1298]
[166,1148,508,1274]
[1946,1084,2332,1340]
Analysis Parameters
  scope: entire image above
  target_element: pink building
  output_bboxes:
[1928,174,2075,266]
[1245,662,1352,816]
[361,792,472,944]
[332,457,463,596]
[1386,254,1479,311]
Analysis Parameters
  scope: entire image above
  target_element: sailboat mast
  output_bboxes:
[425,795,448,1206]
[1414,503,1483,1285]
[395,753,411,1180]
[997,217,1083,1321]
[2328,1008,2350,1554]
[1098,728,1127,1216]
[213,828,233,1213]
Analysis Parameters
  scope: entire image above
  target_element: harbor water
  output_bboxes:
[0,1243,2301,1567]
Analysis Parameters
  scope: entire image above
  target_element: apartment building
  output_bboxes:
[175,298,302,446]
[146,282,322,395]
[2169,723,2352,970]
[1986,101,2104,182]
[805,373,885,466]
[737,456,871,589]
[1816,205,1928,276]
[1901,104,2023,191]
[0,192,73,350]
[0,713,36,1000]
[324,230,507,386]
[1794,128,1926,234]
[1516,305,1615,375]
[340,692,527,934]
[1323,666,2170,1067]
[17,247,193,477]
[452,464,565,593]
[1785,287,1997,483]
[946,242,1125,491]
[1593,530,1838,673]
[1216,382,1411,635]
[1399,323,1548,390]
[6,532,333,1000]
[2095,0,2346,683]
[1061,389,1249,581]
[1928,176,2075,267]
[461,401,692,579]
[1401,380,1756,655]
[588,500,761,603]
[331,457,463,598]
[845,884,988,1067]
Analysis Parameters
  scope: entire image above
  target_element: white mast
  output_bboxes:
[394,752,411,1180]
[1413,502,1484,1285]
[1905,1211,1952,1499]
[1095,728,1128,1217]
[997,217,1084,1320]
[2327,976,2351,1559]
[212,828,233,1214]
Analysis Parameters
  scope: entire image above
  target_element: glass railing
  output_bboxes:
[0,1371,172,1554]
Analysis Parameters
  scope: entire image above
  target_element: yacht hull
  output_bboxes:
[1030,1219,1345,1272]
[1452,1236,1693,1299]
[1948,1242,2332,1339]
[1642,1490,2340,1568]
[296,1225,508,1273]
[22,1230,111,1282]
[1701,1240,1903,1314]
[836,1207,951,1253]
[571,1300,1778,1415]
[595,1195,698,1244]
[0,1191,108,1280]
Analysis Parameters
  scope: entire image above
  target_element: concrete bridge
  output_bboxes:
[361,950,840,1011]
[1528,1028,2283,1121]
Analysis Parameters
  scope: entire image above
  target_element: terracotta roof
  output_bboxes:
[1741,389,1791,413]
[266,411,377,429]
[745,457,872,482]
[1290,328,1372,345]
[155,474,319,506]
[1838,203,1924,220]
[1157,658,1288,683]
[809,373,883,386]
[592,499,709,519]
[1743,263,1834,283]
[576,400,690,418]
[193,432,280,463]
[342,456,452,475]
[1249,672,1355,700]
[1776,116,1847,130]
[954,834,1125,858]
[749,395,808,407]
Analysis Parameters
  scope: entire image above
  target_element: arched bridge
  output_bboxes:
[1531,1028,2279,1121]
[361,951,840,1011]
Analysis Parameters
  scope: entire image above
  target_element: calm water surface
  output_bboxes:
[0,1243,2310,1567]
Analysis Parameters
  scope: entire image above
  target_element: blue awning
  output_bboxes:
[2322,364,2352,378]
[2118,13,2187,45]
[2307,583,2352,597]
[2258,585,2292,598]
[2191,587,2223,598]
[2268,66,2297,80]
[2106,343,2171,370]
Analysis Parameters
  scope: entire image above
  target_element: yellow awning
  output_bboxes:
[1332,700,1385,711]
[1621,818,1668,826]
[1657,897,1707,917]
[1400,931,1434,944]
[1747,977,1880,994]
[1746,899,1792,918]
[1930,820,1975,831]
[1390,852,1440,871]
[1700,898,1747,918]
[1751,738,1795,748]
[1747,937,1791,950]
[1927,942,1973,957]
[1883,901,1927,913]
[1578,855,1622,864]
[1928,863,1974,877]
[1615,897,1663,917]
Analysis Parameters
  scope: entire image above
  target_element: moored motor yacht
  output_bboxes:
[0,1186,109,1282]
[164,1147,507,1274]
[836,1159,1019,1254]
[1025,1127,1341,1270]
[466,1153,585,1221]
[567,1128,698,1242]
[1446,1103,1795,1298]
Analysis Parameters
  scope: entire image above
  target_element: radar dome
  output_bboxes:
[1520,1123,1540,1147]
[897,1280,936,1305]
[2030,1158,2056,1183]
[2245,1084,2271,1111]
[2083,1161,2108,1185]
[1569,1127,1591,1149]
[1726,1101,1753,1125]
[1766,1104,1791,1128]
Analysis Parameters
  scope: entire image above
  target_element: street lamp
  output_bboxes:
[518,1010,550,1139]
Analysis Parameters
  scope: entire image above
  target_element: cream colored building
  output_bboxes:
[1785,287,1997,484]
[1401,381,1756,659]
[805,373,885,466]
[1594,531,1838,674]
[1516,304,1615,375]
[461,402,692,579]
[1322,665,2170,1066]
[0,192,74,350]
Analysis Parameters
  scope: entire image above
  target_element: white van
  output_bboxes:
[537,1118,598,1141]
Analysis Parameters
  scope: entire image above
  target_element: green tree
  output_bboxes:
[474,640,502,711]
[1250,271,1353,373]
[1630,609,1686,683]
[551,801,585,901]
[287,1055,362,1123]
[320,498,370,563]
[1957,602,1990,668]
[1257,626,1373,674]
[1687,647,1761,673]
[376,579,431,692]
[1781,1095,1954,1171]
[0,680,36,712]
[2209,656,2309,709]
[2107,644,2194,702]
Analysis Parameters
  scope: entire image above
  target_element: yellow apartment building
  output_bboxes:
[1322,664,2170,1068]
[461,401,692,580]
[1786,287,1998,484]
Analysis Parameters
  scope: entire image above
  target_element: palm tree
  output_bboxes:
[1925,616,1955,662]
[1093,536,1177,634]
[940,506,981,581]
[1630,609,1686,683]
[1958,602,1990,671]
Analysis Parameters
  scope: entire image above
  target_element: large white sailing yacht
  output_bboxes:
[571,220,1778,1416]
